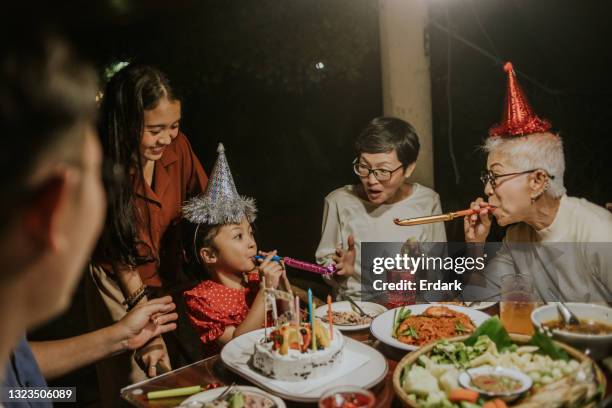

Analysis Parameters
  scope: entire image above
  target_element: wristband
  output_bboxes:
[124,285,147,310]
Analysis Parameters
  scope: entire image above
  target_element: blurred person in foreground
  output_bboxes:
[0,33,178,407]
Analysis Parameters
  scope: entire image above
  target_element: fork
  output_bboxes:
[343,295,372,318]
[463,292,500,307]
[178,383,236,408]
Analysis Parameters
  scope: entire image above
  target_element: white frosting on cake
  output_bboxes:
[252,326,344,382]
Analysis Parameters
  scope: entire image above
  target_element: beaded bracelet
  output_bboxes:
[123,285,147,311]
[126,290,147,311]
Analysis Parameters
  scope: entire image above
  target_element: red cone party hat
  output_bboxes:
[488,62,551,138]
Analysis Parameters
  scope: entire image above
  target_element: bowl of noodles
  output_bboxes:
[370,305,490,351]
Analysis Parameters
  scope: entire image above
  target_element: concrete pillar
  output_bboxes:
[379,0,434,188]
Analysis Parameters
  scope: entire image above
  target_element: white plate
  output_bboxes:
[220,328,388,403]
[370,304,491,351]
[429,301,498,311]
[314,301,388,331]
[182,385,286,407]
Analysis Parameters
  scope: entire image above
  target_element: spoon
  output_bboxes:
[546,288,580,326]
[557,301,581,325]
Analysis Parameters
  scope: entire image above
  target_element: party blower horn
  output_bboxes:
[254,255,336,275]
[393,206,496,227]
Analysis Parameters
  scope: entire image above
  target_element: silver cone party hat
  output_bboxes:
[183,143,257,225]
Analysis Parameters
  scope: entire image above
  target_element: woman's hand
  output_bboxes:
[134,336,171,378]
[332,234,356,277]
[118,296,178,351]
[464,198,493,243]
[256,250,285,289]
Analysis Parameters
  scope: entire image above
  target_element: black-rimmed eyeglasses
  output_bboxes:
[353,159,404,181]
[480,169,554,190]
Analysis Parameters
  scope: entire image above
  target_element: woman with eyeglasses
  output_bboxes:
[464,63,612,303]
[316,117,447,300]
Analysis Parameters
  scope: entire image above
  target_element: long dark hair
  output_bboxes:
[95,64,178,270]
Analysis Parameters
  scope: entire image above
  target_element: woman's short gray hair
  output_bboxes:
[483,132,566,198]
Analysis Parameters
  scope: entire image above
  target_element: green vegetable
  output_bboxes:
[528,328,570,361]
[464,317,513,351]
[409,327,419,338]
[429,336,497,368]
[431,341,471,367]
[401,366,411,384]
[399,326,419,338]
[402,309,412,320]
[392,307,403,337]
[455,322,470,333]
[460,402,481,408]
[392,307,411,337]
[457,348,468,363]
[229,391,245,408]
[470,335,495,359]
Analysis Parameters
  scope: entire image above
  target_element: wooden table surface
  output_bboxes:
[121,305,611,408]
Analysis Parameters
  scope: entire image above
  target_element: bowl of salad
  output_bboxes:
[392,317,606,408]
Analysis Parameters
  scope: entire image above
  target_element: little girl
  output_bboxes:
[182,144,289,356]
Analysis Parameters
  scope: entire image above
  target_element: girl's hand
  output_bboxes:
[256,250,284,289]
[464,198,493,243]
[332,234,356,277]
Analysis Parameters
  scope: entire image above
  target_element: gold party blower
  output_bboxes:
[393,206,496,226]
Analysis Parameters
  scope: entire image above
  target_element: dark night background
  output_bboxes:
[11,0,612,405]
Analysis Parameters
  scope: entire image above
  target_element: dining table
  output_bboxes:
[121,304,612,408]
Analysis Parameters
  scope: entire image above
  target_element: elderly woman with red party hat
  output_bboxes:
[465,62,612,303]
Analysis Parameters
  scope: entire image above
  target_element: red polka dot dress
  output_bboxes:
[184,278,258,357]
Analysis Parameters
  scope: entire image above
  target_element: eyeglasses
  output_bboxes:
[353,158,404,181]
[480,169,554,190]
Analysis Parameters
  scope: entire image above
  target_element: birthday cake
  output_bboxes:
[252,320,344,382]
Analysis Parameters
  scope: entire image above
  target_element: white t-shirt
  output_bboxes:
[315,182,447,298]
[475,195,612,303]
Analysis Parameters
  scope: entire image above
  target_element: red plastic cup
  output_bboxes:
[385,268,416,309]
[318,385,375,408]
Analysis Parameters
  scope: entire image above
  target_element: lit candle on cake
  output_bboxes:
[308,288,317,351]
